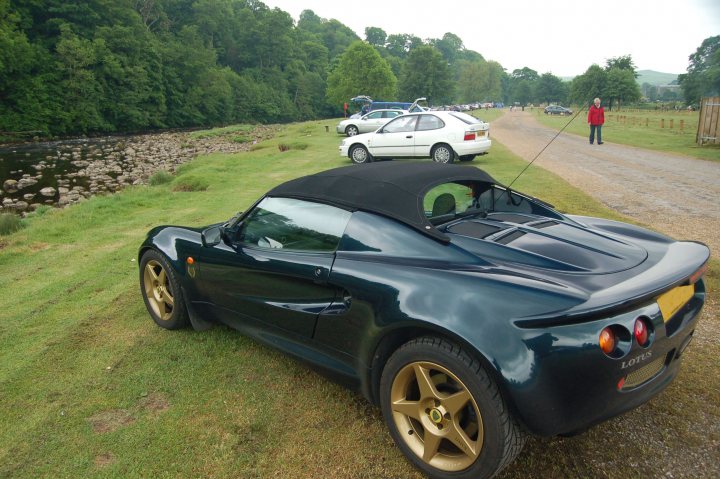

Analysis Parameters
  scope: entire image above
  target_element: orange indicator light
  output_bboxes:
[186,257,195,265]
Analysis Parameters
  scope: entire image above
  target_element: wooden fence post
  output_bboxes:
[680,120,684,131]
[670,119,674,129]
[660,119,665,128]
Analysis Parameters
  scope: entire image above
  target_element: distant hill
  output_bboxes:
[637,70,679,86]
[559,70,680,85]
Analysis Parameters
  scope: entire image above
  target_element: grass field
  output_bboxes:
[0,121,717,478]
[533,107,720,162]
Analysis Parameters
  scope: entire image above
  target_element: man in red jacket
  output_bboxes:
[588,97,605,144]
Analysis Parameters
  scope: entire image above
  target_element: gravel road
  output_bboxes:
[491,111,720,254]
[491,111,719,479]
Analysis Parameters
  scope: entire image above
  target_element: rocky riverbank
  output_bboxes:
[0,125,279,214]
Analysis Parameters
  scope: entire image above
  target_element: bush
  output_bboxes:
[278,142,308,152]
[171,175,210,192]
[232,135,252,143]
[149,170,174,186]
[0,213,24,235]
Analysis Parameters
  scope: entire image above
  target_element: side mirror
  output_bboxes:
[201,225,225,247]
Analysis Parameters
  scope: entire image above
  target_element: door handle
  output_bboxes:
[406,135,413,138]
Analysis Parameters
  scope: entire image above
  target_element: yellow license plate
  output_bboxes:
[657,285,694,322]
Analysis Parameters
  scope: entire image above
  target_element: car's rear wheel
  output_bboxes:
[459,155,476,162]
[140,250,189,329]
[380,337,525,479]
[432,144,455,164]
[346,125,359,136]
[350,144,373,164]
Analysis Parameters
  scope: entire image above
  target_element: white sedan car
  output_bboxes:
[336,109,407,136]
[339,111,491,164]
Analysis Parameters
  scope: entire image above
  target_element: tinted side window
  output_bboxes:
[417,114,445,131]
[384,111,403,118]
[366,111,383,119]
[382,115,418,133]
[238,197,351,252]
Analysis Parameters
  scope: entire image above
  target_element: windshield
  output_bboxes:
[424,182,556,225]
[449,111,484,125]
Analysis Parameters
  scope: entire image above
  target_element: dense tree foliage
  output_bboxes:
[0,0,667,137]
[326,41,396,106]
[398,45,454,105]
[679,35,720,105]
[0,0,355,135]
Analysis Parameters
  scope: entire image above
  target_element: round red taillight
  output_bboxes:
[599,327,616,355]
[634,318,649,346]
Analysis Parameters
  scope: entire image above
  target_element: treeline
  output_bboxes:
[2,0,713,137]
[0,0,360,136]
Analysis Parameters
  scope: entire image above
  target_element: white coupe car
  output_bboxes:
[339,111,491,164]
[336,109,407,136]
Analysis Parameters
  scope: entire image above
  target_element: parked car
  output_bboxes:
[336,109,407,136]
[544,105,573,115]
[139,162,709,479]
[339,111,491,164]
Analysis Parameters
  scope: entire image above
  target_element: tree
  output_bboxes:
[326,41,396,107]
[456,59,503,103]
[605,55,638,78]
[385,33,422,59]
[398,45,454,104]
[679,35,720,105]
[432,32,464,65]
[535,73,567,104]
[511,67,539,82]
[365,26,386,48]
[513,80,532,106]
[569,64,607,105]
[604,67,640,110]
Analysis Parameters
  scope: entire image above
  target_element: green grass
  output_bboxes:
[0,213,24,235]
[0,120,716,478]
[148,170,173,186]
[533,107,720,161]
[188,124,255,140]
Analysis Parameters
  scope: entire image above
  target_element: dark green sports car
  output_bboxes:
[139,162,709,479]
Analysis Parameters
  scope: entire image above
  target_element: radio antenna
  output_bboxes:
[504,104,589,191]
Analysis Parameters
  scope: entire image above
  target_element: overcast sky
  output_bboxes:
[261,0,719,77]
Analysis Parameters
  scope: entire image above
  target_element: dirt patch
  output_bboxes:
[139,392,170,413]
[94,452,115,468]
[87,409,135,434]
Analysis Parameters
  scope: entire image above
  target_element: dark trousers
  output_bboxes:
[589,124,602,144]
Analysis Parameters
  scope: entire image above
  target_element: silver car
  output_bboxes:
[336,109,407,136]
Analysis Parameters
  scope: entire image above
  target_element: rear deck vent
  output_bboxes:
[530,220,557,229]
[447,222,503,239]
[488,213,535,224]
[496,230,526,245]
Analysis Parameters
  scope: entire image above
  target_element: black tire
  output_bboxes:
[349,144,373,164]
[432,144,455,164]
[140,250,189,330]
[459,155,476,162]
[346,125,359,136]
[380,337,526,479]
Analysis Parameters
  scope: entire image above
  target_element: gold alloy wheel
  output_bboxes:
[143,259,175,321]
[390,361,483,471]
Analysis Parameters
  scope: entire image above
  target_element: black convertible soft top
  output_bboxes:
[267,162,500,242]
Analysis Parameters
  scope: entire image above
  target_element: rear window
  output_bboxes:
[449,112,483,125]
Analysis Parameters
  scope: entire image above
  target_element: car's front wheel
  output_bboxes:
[346,125,359,136]
[380,337,525,479]
[140,250,189,329]
[350,145,373,164]
[432,144,455,164]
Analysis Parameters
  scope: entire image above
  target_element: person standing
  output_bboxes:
[588,97,605,144]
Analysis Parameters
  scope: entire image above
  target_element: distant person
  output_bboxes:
[588,97,605,144]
